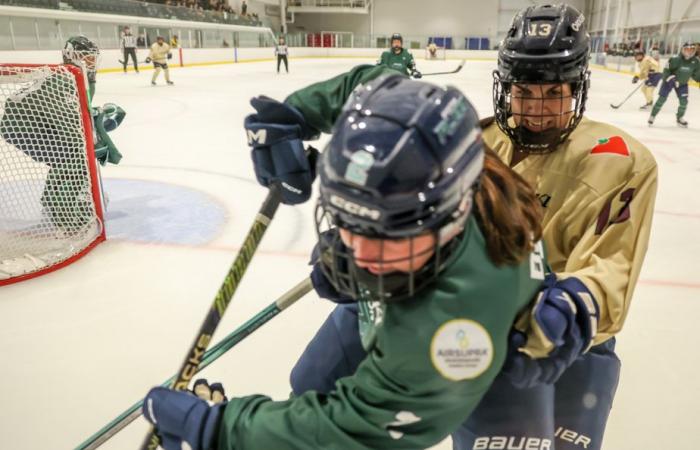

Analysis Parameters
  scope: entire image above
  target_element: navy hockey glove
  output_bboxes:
[502,275,599,388]
[632,75,639,84]
[309,229,354,304]
[244,96,320,205]
[142,379,226,450]
[411,69,422,79]
[167,52,173,60]
[145,57,152,64]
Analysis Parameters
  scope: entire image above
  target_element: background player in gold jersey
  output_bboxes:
[632,48,662,110]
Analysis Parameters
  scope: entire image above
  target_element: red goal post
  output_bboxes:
[0,64,106,286]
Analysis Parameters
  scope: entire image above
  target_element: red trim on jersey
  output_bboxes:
[591,136,629,156]
[0,64,106,287]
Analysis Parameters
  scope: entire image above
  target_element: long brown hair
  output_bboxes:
[473,149,543,266]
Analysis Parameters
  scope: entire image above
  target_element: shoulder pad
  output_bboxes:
[479,116,496,129]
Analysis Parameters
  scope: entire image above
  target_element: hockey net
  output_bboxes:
[0,64,105,286]
[425,46,447,60]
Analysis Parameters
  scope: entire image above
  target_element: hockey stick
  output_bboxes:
[75,278,312,450]
[139,182,283,450]
[610,83,642,109]
[421,59,466,77]
[118,59,149,65]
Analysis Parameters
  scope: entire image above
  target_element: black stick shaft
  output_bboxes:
[75,278,311,450]
[139,184,281,450]
[422,60,466,76]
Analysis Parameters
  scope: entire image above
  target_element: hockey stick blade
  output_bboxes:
[609,83,643,109]
[139,182,283,450]
[75,278,312,450]
[422,59,466,77]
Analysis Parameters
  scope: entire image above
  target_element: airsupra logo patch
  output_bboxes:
[430,319,493,381]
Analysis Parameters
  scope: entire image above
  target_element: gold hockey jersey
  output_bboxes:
[637,55,660,80]
[482,118,658,355]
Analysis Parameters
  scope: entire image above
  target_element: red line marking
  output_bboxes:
[638,279,700,290]
[655,210,700,219]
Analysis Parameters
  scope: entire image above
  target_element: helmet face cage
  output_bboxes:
[314,201,465,303]
[493,69,590,154]
[681,43,697,59]
[62,37,101,82]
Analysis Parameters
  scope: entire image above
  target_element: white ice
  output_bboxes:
[1,57,698,450]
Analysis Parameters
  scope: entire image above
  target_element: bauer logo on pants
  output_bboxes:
[430,319,493,381]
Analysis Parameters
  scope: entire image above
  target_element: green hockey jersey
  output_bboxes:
[379,48,416,76]
[218,218,545,449]
[662,54,700,84]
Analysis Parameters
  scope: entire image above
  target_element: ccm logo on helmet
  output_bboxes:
[330,195,381,221]
[571,14,585,32]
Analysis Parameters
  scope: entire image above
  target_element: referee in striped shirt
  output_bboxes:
[121,26,139,73]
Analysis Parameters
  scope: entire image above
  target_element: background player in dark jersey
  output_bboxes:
[379,33,422,78]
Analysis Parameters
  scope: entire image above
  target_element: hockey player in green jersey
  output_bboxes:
[140,75,588,450]
[648,42,700,127]
[379,33,422,78]
[0,35,125,232]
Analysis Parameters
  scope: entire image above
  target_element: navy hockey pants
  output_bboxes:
[290,303,621,450]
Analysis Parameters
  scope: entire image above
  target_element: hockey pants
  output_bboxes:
[651,79,689,118]
[123,47,138,72]
[277,55,289,73]
[290,303,621,450]
[642,72,662,104]
[152,62,171,83]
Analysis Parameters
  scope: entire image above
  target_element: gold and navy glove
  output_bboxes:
[502,274,599,388]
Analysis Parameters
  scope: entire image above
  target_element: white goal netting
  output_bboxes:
[0,64,103,284]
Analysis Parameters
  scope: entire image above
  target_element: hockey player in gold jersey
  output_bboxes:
[633,48,662,110]
[455,4,657,450]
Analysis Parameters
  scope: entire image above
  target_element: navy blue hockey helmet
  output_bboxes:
[493,3,590,153]
[315,74,484,301]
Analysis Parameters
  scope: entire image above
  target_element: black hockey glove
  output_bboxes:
[145,57,152,64]
[632,75,639,84]
[244,96,320,205]
[411,70,423,79]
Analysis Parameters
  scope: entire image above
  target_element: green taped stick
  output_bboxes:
[75,277,312,450]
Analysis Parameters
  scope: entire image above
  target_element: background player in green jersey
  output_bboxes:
[379,33,422,78]
[140,75,569,450]
[648,42,700,127]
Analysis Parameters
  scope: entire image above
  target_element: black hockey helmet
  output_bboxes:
[62,35,100,83]
[390,33,403,50]
[493,3,591,153]
[315,74,484,302]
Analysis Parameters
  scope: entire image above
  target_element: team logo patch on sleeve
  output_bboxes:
[591,136,629,156]
[430,319,493,381]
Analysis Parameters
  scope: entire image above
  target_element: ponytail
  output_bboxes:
[474,149,543,266]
